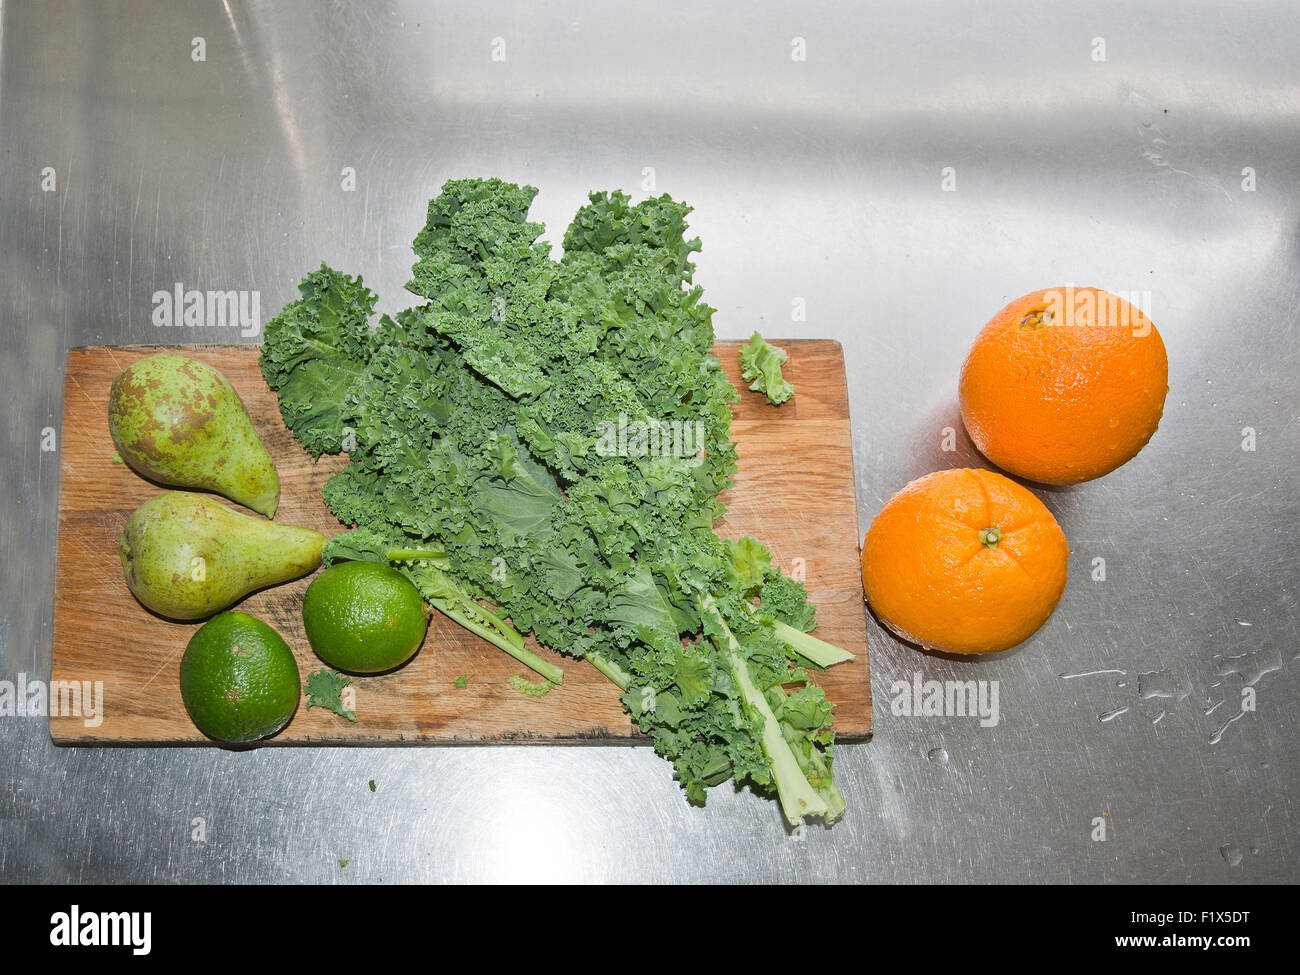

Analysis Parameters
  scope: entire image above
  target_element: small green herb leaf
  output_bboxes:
[303,668,356,721]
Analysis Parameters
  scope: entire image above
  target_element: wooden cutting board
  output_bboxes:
[50,342,871,744]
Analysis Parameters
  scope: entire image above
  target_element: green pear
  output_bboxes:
[108,352,281,517]
[120,492,325,620]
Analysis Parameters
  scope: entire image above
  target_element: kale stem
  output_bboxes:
[389,546,448,562]
[435,602,563,685]
[780,718,846,822]
[397,559,561,684]
[732,601,855,669]
[769,618,856,669]
[700,596,829,826]
[586,650,633,691]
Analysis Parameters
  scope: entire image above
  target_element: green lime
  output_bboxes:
[301,561,429,673]
[179,611,300,743]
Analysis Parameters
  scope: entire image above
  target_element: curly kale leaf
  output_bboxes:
[758,567,818,633]
[260,266,388,457]
[303,668,356,722]
[739,331,795,406]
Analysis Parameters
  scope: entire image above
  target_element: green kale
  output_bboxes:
[303,668,356,721]
[508,674,554,698]
[262,178,854,825]
[758,569,818,633]
[739,331,795,405]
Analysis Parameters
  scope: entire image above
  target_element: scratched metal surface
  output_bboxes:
[1,0,1297,883]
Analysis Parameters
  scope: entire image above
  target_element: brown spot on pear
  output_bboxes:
[108,352,281,517]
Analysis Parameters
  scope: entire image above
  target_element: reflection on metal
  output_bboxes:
[1,0,1297,883]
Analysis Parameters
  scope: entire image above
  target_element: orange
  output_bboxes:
[861,468,1069,655]
[959,286,1169,484]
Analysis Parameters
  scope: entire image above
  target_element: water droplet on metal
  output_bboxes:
[1059,668,1127,680]
[1138,670,1192,702]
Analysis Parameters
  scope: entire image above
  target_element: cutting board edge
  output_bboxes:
[49,727,875,746]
